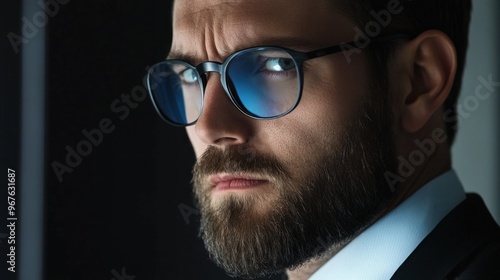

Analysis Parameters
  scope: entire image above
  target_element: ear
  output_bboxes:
[392,30,457,134]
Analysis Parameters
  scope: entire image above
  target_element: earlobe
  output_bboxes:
[399,30,457,134]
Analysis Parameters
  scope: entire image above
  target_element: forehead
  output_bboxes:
[173,0,331,28]
[170,0,356,61]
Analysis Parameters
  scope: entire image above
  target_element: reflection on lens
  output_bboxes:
[148,61,203,125]
[227,48,300,118]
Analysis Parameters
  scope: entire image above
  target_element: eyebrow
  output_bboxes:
[166,51,200,64]
[166,36,327,64]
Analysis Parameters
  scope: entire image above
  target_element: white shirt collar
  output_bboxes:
[309,169,466,280]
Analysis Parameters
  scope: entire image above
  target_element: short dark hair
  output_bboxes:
[333,0,472,145]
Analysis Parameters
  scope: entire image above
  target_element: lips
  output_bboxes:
[208,173,268,191]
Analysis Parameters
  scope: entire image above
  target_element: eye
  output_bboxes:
[180,68,198,84]
[264,58,295,72]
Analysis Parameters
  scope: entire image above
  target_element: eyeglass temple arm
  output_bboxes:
[305,33,411,59]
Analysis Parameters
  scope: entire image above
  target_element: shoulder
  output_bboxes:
[452,241,500,280]
[446,194,500,279]
[391,193,500,280]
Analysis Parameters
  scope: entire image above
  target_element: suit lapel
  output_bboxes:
[390,194,500,280]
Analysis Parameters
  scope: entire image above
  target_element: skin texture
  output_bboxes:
[169,0,457,279]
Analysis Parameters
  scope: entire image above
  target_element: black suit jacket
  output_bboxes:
[391,194,500,280]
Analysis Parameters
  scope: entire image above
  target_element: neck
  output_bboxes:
[385,133,452,214]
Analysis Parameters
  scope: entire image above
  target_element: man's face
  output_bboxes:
[172,0,396,277]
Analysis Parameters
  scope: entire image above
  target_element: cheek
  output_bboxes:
[186,127,206,158]
[257,106,338,177]
[303,55,370,124]
[257,57,370,171]
[253,119,337,189]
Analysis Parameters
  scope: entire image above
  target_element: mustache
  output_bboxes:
[192,145,288,182]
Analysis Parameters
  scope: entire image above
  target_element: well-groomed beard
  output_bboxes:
[192,96,396,278]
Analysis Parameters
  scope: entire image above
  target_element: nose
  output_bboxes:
[194,72,253,147]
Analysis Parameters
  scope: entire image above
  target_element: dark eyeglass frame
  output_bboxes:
[147,34,410,127]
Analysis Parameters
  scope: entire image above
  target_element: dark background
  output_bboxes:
[3,1,497,280]
[3,0,284,279]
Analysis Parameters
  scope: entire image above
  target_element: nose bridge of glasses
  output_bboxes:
[196,61,223,76]
[195,61,229,95]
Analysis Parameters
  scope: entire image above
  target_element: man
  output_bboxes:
[146,0,500,279]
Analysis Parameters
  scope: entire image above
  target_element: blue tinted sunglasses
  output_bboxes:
[147,34,409,126]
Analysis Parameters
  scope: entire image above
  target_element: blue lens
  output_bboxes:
[148,61,203,125]
[226,48,300,118]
